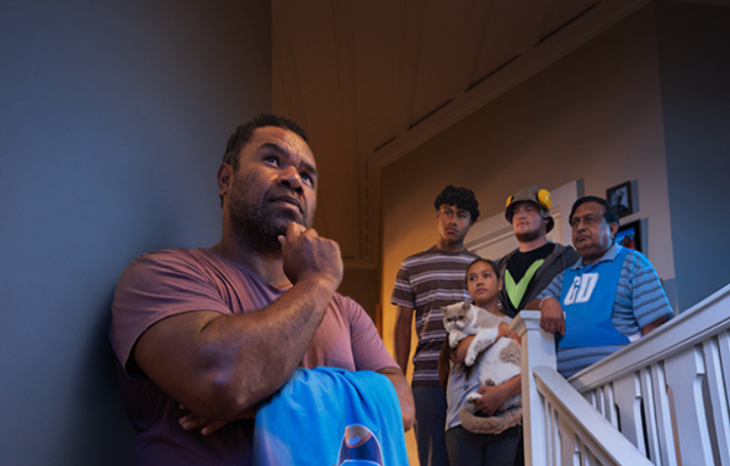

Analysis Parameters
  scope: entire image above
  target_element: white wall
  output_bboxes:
[379,4,678,362]
[0,2,271,464]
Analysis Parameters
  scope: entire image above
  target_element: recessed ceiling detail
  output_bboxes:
[273,0,651,268]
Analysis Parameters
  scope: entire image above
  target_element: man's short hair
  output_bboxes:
[434,185,480,223]
[222,114,308,171]
[569,195,619,226]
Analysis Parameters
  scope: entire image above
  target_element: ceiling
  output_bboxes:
[272,0,652,268]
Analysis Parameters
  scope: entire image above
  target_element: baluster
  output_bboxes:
[664,346,714,465]
[578,440,589,466]
[546,400,558,466]
[718,331,730,464]
[558,416,578,466]
[639,366,663,464]
[612,373,646,454]
[718,331,730,405]
[605,383,619,429]
[546,400,559,466]
[595,386,607,418]
[702,335,730,465]
[650,361,677,466]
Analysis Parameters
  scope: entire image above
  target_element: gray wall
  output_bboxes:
[0,1,271,464]
[657,1,730,311]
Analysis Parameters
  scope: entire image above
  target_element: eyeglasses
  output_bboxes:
[569,215,602,229]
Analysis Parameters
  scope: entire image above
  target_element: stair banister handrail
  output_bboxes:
[569,282,730,392]
[511,310,655,466]
[512,283,730,466]
[532,366,654,466]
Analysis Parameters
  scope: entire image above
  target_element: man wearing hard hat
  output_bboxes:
[497,185,580,319]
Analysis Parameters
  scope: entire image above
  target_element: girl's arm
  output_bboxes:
[475,374,521,415]
[500,322,521,343]
[452,322,516,364]
[451,335,475,364]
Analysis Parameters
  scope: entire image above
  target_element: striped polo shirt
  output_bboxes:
[538,244,674,378]
[391,246,477,386]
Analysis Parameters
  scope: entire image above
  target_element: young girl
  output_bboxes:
[438,258,522,465]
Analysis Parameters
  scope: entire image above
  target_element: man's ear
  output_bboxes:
[609,222,619,238]
[218,163,232,197]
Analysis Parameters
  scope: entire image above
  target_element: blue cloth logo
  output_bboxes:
[563,273,599,305]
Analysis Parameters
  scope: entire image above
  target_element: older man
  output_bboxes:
[110,114,413,464]
[532,195,673,378]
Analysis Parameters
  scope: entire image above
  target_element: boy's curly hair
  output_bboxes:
[434,185,480,222]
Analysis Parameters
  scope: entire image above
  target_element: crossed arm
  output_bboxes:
[178,364,415,435]
[136,224,413,432]
[135,223,343,422]
[135,277,340,422]
[375,366,415,431]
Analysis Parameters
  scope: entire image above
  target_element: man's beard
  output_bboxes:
[515,225,544,243]
[228,185,310,257]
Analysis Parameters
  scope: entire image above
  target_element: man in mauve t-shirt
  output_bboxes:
[109,114,414,465]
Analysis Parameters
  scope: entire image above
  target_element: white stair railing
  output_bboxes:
[512,311,652,466]
[533,366,653,466]
[512,283,730,466]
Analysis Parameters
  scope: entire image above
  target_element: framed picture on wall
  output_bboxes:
[606,181,633,218]
[616,220,642,253]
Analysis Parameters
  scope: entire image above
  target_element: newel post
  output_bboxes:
[511,310,557,466]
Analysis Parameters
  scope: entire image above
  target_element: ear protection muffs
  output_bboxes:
[536,189,551,210]
[506,186,555,232]
[505,189,552,210]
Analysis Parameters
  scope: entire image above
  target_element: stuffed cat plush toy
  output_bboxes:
[442,301,522,434]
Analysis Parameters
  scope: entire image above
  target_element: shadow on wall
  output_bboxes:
[1,1,271,464]
[61,290,135,463]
